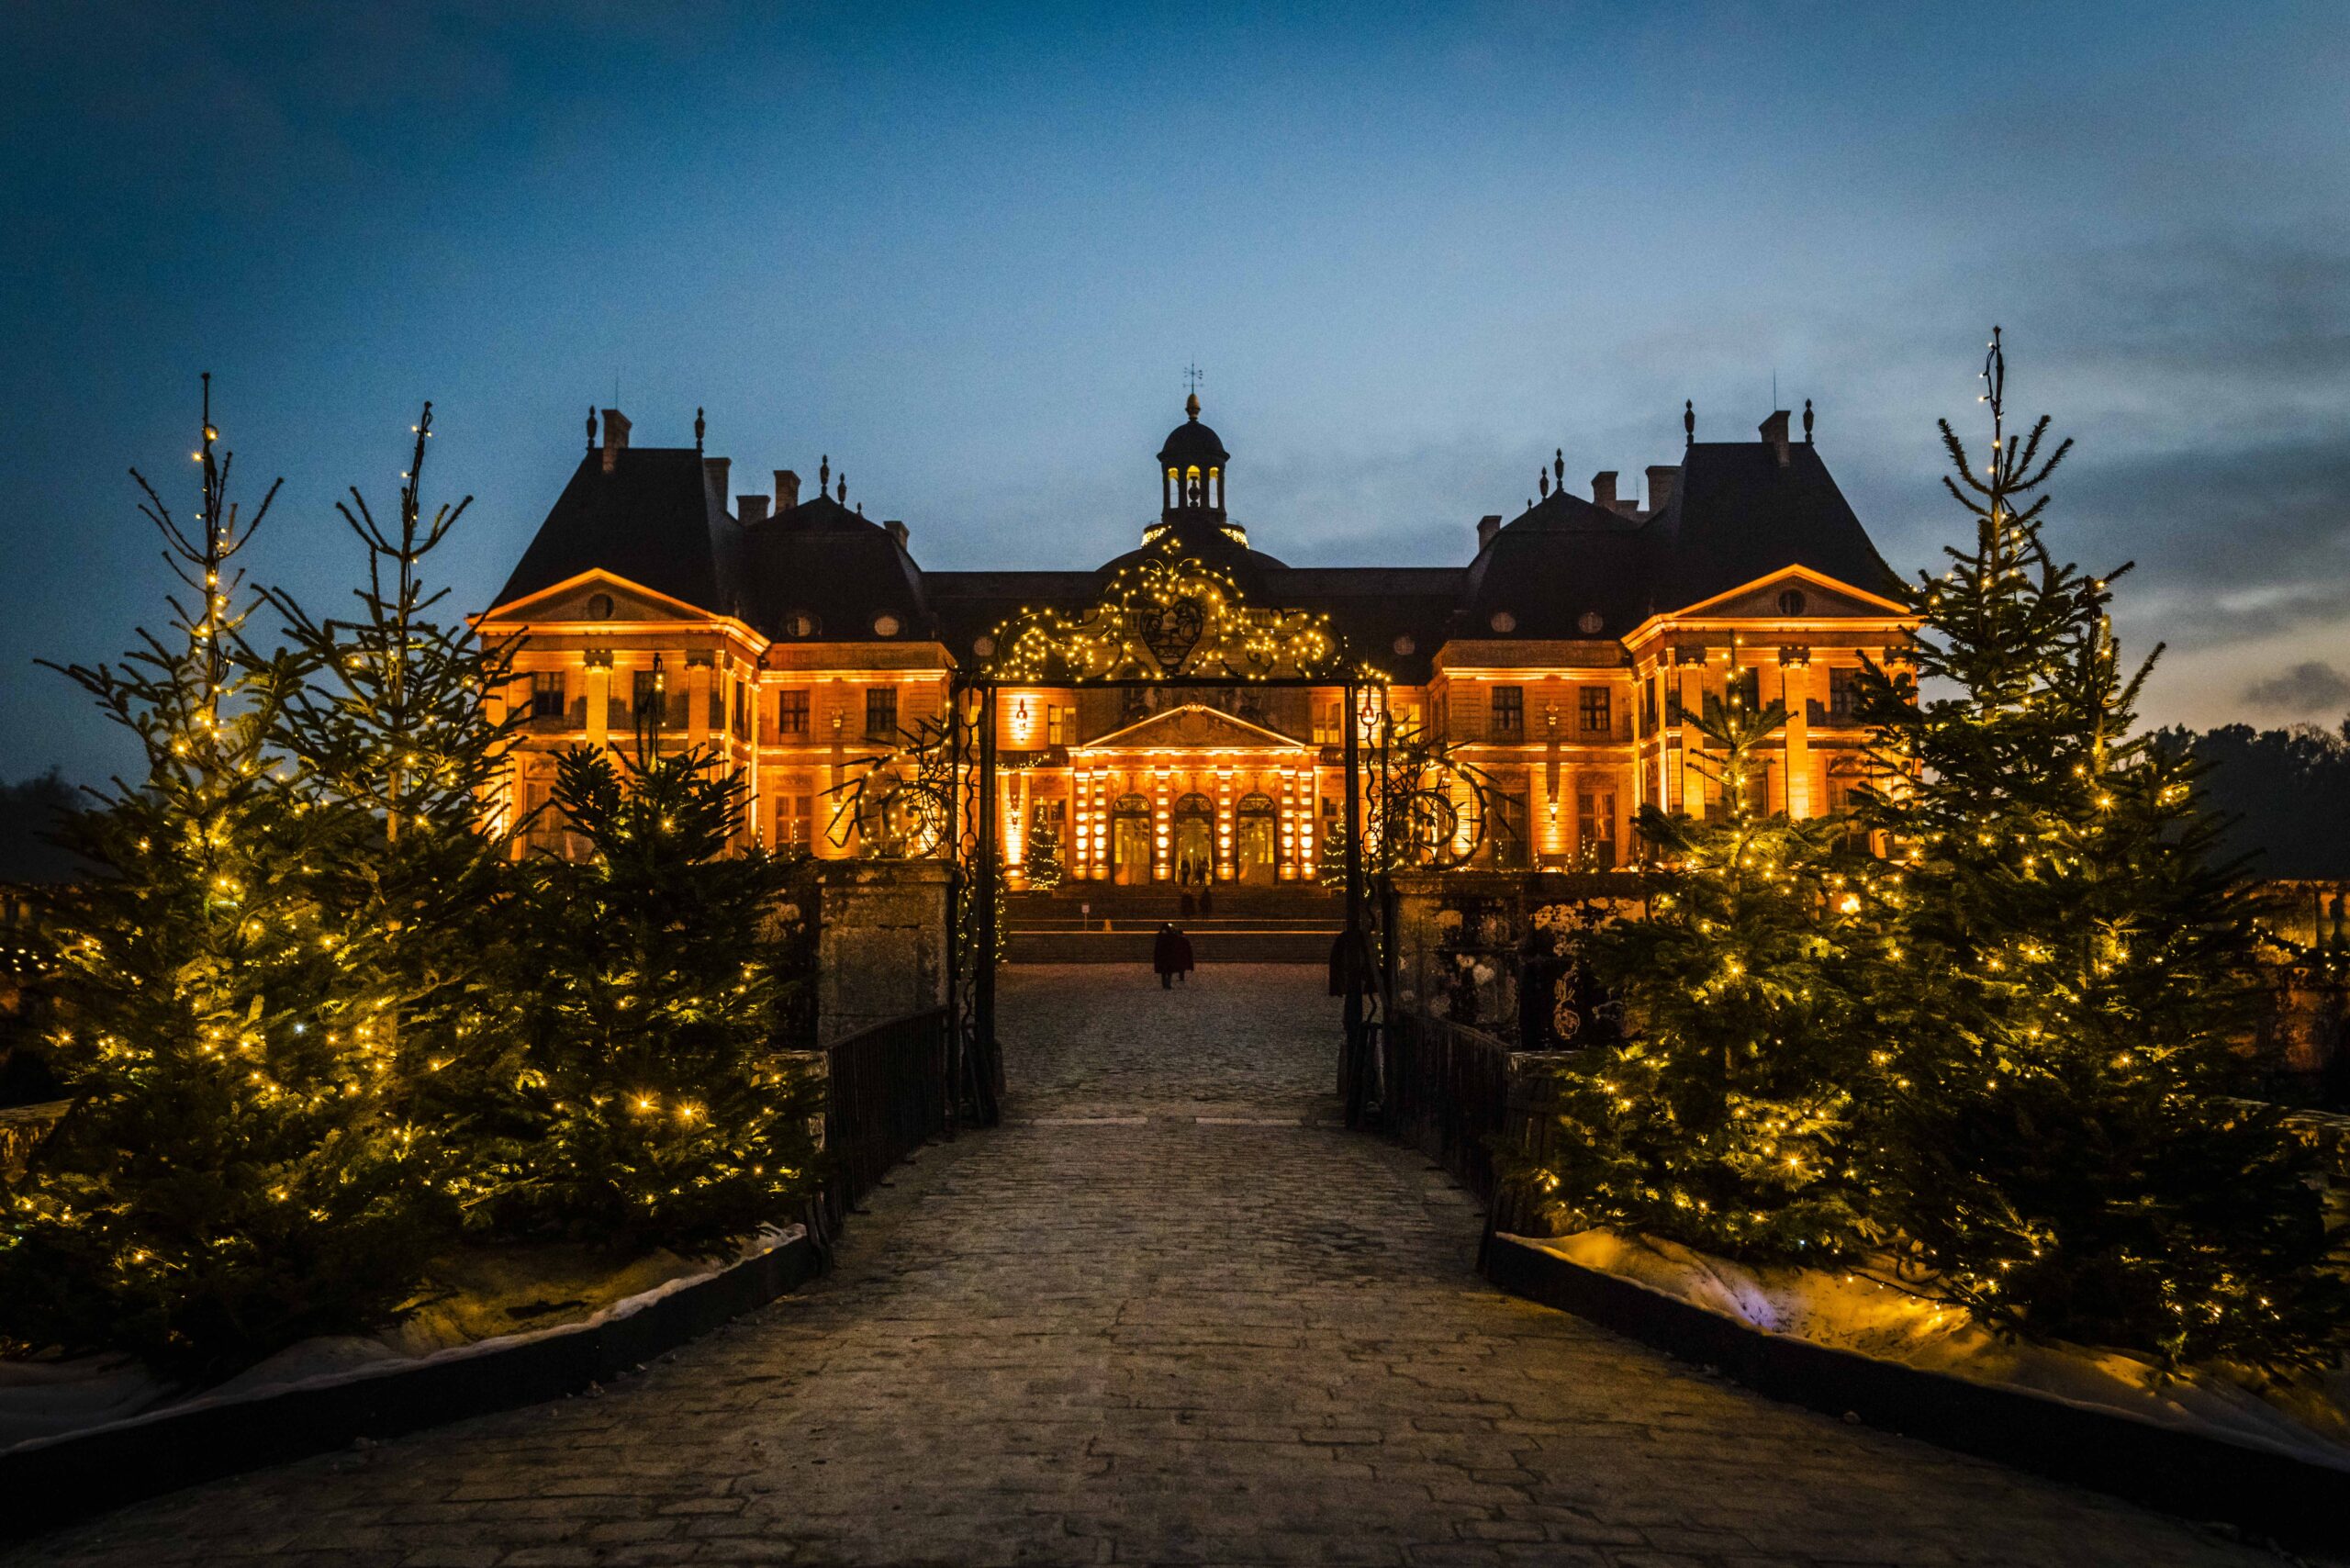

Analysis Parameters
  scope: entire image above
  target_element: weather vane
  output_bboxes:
[1183,362,1204,398]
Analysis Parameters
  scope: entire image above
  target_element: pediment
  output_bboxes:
[1074,703,1311,752]
[1673,566,1908,622]
[481,569,716,626]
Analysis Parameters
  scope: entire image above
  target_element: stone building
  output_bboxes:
[479,396,1914,886]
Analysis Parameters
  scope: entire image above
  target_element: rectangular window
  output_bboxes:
[865,686,898,740]
[1579,688,1610,734]
[1489,686,1524,739]
[732,681,747,737]
[632,669,661,717]
[1829,667,1857,724]
[1046,704,1067,747]
[1665,684,1684,724]
[779,792,814,848]
[1642,678,1659,731]
[531,670,565,720]
[776,689,809,736]
[1729,667,1761,712]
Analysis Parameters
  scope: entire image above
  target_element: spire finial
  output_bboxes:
[587,406,598,451]
[820,454,830,491]
[1684,398,1695,444]
[1185,390,1201,420]
[1553,447,1565,488]
[695,407,705,453]
[837,473,846,504]
[1803,398,1814,443]
[1539,466,1550,499]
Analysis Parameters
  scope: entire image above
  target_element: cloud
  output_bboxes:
[2244,660,2350,715]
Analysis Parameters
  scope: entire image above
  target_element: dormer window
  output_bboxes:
[1777,588,1807,616]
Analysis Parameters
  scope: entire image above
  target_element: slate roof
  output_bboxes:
[743,495,929,644]
[1650,441,1900,609]
[1457,488,1654,643]
[487,419,1904,671]
[493,446,744,617]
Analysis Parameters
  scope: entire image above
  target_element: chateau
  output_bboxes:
[480,396,1913,885]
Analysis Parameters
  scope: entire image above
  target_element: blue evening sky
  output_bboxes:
[5,1,2347,780]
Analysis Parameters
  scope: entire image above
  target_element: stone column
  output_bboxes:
[1676,659,1705,815]
[815,860,951,1046]
[1780,654,1814,819]
[687,655,712,752]
[585,653,611,750]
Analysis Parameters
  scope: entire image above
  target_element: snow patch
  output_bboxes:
[0,1224,803,1457]
[1511,1229,2350,1473]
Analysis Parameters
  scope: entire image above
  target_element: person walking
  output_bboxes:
[1153,921,1195,989]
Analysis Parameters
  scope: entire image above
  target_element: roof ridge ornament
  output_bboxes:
[1804,398,1815,444]
[695,407,705,454]
[1684,398,1695,445]
[586,406,597,452]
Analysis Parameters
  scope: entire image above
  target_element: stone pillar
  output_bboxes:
[585,654,611,750]
[687,655,712,752]
[815,859,951,1046]
[1676,660,1705,815]
[1780,655,1813,819]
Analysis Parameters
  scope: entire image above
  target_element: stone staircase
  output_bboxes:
[1006,886,1344,964]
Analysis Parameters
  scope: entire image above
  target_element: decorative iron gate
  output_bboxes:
[832,551,1515,1135]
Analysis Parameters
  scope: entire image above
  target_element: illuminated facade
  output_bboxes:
[479,397,1914,883]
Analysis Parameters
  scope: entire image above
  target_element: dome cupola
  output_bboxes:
[1156,392,1231,524]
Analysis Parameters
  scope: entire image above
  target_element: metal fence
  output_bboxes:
[804,1006,951,1238]
[1382,1012,1519,1206]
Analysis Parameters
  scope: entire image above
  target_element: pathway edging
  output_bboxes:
[1482,1231,2349,1550]
[0,1230,821,1540]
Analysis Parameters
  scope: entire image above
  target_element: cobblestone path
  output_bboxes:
[9,966,2293,1567]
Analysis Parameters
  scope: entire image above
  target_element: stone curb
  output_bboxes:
[1482,1232,2350,1550]
[0,1231,822,1540]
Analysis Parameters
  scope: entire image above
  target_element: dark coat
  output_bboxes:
[1153,926,1195,975]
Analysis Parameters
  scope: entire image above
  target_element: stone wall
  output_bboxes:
[814,860,951,1047]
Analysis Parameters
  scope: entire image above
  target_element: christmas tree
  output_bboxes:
[1023,817,1065,890]
[1517,691,1886,1262]
[268,402,523,1154]
[1850,330,2345,1367]
[483,741,822,1256]
[0,381,444,1378]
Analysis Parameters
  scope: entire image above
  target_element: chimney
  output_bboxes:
[600,408,631,473]
[1646,465,1680,513]
[1590,471,1618,512]
[1477,513,1503,549]
[774,469,800,515]
[884,520,909,551]
[737,494,769,526]
[703,455,732,502]
[1759,409,1791,467]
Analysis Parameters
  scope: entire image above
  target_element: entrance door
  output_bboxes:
[1172,792,1214,885]
[1236,792,1276,885]
[1111,794,1152,886]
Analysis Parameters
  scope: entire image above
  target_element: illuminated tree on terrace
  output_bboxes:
[1518,691,1887,1262]
[1848,330,2346,1366]
[480,742,822,1255]
[269,402,523,1145]
[0,381,444,1378]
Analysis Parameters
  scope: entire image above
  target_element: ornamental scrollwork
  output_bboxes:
[984,552,1359,684]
